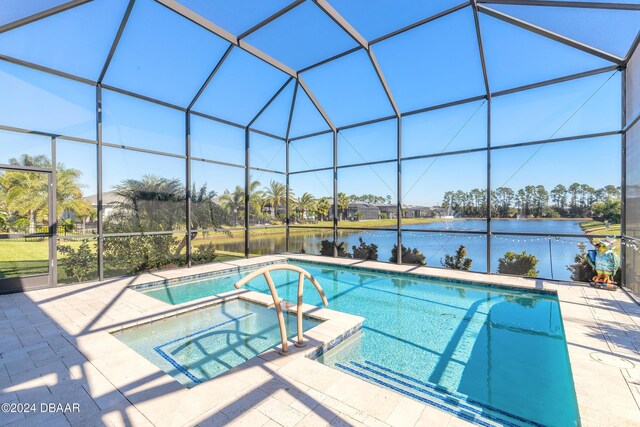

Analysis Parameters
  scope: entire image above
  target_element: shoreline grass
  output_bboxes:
[579,220,621,236]
[579,220,621,251]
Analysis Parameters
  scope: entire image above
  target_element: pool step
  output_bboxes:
[335,361,541,427]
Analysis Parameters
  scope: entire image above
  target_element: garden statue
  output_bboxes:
[587,237,619,290]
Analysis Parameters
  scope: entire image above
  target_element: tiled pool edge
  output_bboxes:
[305,323,363,361]
[129,259,288,291]
[289,257,557,296]
[130,255,557,298]
[70,289,369,426]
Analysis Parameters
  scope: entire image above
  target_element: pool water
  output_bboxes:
[112,300,319,388]
[140,261,579,426]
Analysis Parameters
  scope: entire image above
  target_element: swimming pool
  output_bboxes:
[112,299,320,388]
[139,260,579,426]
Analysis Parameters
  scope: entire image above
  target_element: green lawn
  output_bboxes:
[0,238,90,278]
[580,220,621,236]
[0,239,49,278]
[0,236,247,280]
[580,221,622,252]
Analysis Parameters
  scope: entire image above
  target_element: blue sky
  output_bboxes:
[0,0,633,205]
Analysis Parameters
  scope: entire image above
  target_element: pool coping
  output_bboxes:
[9,253,640,426]
[68,285,375,426]
[131,257,556,297]
[128,259,289,292]
[106,289,365,389]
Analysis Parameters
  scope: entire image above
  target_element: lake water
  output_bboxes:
[221,219,616,281]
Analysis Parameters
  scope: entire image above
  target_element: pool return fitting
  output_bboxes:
[234,265,329,355]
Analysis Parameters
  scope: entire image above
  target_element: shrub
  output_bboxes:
[103,234,184,275]
[497,251,539,277]
[567,242,621,283]
[352,238,378,261]
[191,243,217,265]
[336,242,350,258]
[319,239,350,257]
[442,245,472,271]
[390,244,426,265]
[57,240,96,283]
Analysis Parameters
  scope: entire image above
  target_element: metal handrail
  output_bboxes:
[234,264,328,354]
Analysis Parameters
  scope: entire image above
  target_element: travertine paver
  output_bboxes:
[0,254,638,426]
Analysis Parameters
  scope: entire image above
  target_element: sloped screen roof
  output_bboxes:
[0,0,638,133]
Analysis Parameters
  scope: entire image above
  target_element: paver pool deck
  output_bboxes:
[1,254,639,426]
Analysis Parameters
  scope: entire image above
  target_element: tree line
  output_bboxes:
[442,183,621,221]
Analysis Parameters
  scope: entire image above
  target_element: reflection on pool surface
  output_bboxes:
[140,260,579,426]
[112,300,319,388]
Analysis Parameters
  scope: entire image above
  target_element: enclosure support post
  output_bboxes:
[285,140,290,253]
[49,137,57,286]
[549,237,554,279]
[472,0,492,275]
[333,130,338,257]
[96,84,104,281]
[284,82,298,254]
[245,128,250,258]
[621,66,627,286]
[185,111,192,267]
[397,117,402,265]
[487,97,492,274]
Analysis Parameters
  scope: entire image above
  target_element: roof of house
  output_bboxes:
[83,190,122,206]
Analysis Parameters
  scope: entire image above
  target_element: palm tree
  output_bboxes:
[297,192,316,222]
[264,181,287,219]
[56,165,93,227]
[250,190,266,222]
[220,186,244,225]
[0,154,93,234]
[110,175,185,232]
[243,179,263,222]
[338,192,350,220]
[1,155,49,233]
[2,170,48,233]
[190,183,220,230]
[315,197,331,221]
[171,183,222,256]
